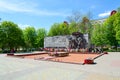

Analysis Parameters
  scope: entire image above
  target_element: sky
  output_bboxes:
[0,0,120,31]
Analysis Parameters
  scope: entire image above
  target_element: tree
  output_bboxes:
[48,23,61,36]
[80,17,92,34]
[36,28,47,47]
[66,11,93,34]
[85,10,93,20]
[113,12,120,43]
[59,22,69,35]
[48,22,69,36]
[67,11,82,23]
[91,23,108,47]
[23,27,37,49]
[0,21,24,50]
[104,12,119,49]
[68,22,79,34]
[66,11,83,35]
[117,7,120,12]
[0,25,5,49]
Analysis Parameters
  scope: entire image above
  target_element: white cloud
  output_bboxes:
[0,0,67,17]
[98,11,111,18]
[18,24,30,29]
[33,10,68,17]
[0,0,33,12]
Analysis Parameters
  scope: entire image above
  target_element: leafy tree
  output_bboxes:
[48,22,69,36]
[23,27,37,49]
[68,22,79,34]
[48,23,60,36]
[36,28,47,47]
[113,12,120,43]
[104,12,119,49]
[0,25,5,49]
[59,22,69,35]
[91,23,108,47]
[0,21,24,50]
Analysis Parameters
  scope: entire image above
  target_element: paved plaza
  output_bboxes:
[0,52,120,80]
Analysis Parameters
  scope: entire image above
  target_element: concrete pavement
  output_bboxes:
[0,52,120,80]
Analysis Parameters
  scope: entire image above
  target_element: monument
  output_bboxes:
[44,32,88,49]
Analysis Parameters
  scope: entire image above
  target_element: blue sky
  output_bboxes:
[0,0,120,31]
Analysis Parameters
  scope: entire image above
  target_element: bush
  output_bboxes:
[103,47,109,51]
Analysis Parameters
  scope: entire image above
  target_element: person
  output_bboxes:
[10,49,15,53]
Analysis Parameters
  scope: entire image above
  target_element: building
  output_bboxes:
[91,18,106,25]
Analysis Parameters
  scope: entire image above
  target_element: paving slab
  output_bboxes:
[0,52,120,80]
